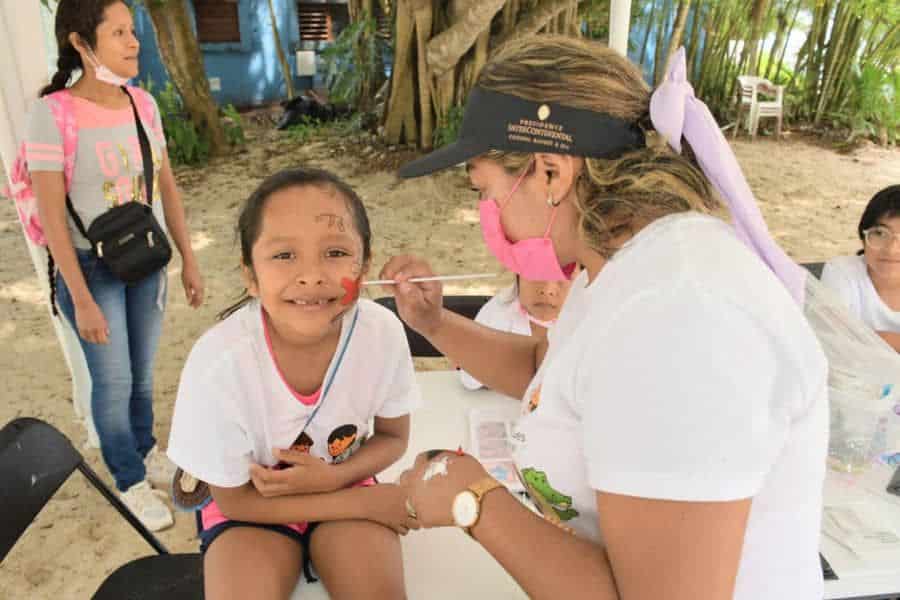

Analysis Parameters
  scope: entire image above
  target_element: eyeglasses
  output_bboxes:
[863,226,900,250]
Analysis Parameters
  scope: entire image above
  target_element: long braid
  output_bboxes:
[40,44,82,97]
[48,252,58,316]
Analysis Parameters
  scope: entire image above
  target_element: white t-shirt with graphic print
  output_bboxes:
[460,285,532,390]
[167,299,420,488]
[821,254,900,333]
[511,213,828,600]
[24,92,168,250]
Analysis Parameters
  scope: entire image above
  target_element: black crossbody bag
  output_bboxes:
[66,88,171,283]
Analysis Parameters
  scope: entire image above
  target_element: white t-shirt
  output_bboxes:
[460,285,532,390]
[167,299,420,487]
[821,255,900,333]
[511,213,828,600]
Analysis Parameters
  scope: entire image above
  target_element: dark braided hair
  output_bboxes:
[41,0,121,314]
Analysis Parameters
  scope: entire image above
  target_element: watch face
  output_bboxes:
[452,490,479,528]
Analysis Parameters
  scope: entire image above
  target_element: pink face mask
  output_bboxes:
[479,164,575,281]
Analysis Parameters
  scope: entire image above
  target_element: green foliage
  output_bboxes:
[580,0,611,40]
[142,77,209,165]
[838,63,900,144]
[221,104,246,147]
[320,14,388,109]
[433,104,466,149]
[282,115,324,144]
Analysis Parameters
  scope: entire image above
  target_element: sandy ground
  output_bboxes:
[0,121,898,598]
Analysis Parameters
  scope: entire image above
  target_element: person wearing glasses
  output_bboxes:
[822,185,900,352]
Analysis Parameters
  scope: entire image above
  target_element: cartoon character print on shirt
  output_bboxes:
[273,431,315,470]
[520,467,579,521]
[290,431,314,454]
[328,424,360,464]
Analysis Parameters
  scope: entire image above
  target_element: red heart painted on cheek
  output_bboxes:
[340,277,361,305]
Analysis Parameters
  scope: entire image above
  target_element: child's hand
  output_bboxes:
[250,449,341,496]
[367,483,421,535]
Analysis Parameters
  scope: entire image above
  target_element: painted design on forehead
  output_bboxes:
[315,213,346,232]
[339,277,361,306]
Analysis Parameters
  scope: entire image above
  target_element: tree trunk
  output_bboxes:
[685,0,704,79]
[425,0,506,78]
[493,0,580,47]
[740,0,770,77]
[638,0,658,68]
[501,0,520,40]
[144,0,228,156]
[653,0,673,85]
[266,0,295,100]
[383,0,418,145]
[660,0,692,84]
[814,0,850,123]
[411,0,434,149]
[774,0,801,83]
[765,0,789,81]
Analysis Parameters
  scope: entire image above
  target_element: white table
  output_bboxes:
[294,371,900,599]
[822,463,900,599]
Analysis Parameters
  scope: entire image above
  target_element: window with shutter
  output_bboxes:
[194,0,241,44]
[297,3,350,42]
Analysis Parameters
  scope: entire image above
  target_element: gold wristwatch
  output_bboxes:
[451,476,506,534]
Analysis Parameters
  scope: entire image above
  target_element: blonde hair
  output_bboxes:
[477,35,719,257]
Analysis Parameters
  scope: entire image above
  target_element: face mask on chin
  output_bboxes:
[86,47,130,86]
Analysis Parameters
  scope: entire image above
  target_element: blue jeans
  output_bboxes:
[56,249,166,492]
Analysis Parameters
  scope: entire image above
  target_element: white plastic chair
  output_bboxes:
[733,75,784,140]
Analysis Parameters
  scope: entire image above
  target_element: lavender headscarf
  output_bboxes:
[649,48,807,304]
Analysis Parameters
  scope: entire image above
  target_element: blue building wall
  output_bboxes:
[134,0,330,108]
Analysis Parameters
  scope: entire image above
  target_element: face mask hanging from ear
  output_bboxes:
[85,47,130,86]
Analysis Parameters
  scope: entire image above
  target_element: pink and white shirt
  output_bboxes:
[24,91,168,250]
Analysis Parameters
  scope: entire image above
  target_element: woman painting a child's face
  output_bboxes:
[244,184,367,344]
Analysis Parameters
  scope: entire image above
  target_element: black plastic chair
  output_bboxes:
[375,295,490,357]
[0,417,203,599]
[802,261,824,279]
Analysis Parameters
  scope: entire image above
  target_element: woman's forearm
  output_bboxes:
[428,309,540,399]
[158,157,196,265]
[471,491,619,600]
[33,172,92,305]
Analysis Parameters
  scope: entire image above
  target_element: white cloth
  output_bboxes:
[460,285,532,390]
[511,213,828,600]
[167,299,420,487]
[821,255,900,333]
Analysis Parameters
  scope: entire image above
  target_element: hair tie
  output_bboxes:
[649,48,806,304]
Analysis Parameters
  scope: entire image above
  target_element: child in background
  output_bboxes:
[461,275,573,390]
[822,185,900,352]
[167,168,419,599]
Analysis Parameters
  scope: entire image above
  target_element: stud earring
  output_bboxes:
[547,193,561,207]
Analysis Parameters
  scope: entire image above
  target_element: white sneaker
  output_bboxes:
[120,480,174,532]
[145,445,177,491]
